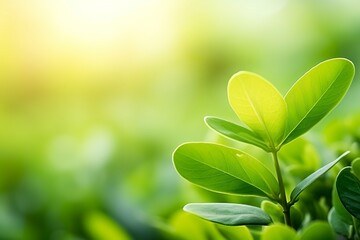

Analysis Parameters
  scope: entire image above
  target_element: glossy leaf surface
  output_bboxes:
[205,116,270,151]
[173,143,279,198]
[336,167,360,220]
[184,203,272,226]
[284,58,355,144]
[290,151,349,203]
[228,71,287,147]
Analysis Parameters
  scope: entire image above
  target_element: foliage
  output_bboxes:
[173,58,355,238]
[330,159,360,239]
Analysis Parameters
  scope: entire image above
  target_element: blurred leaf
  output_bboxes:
[228,71,287,147]
[261,201,283,223]
[216,225,253,240]
[261,224,297,240]
[298,221,336,240]
[84,211,131,240]
[205,116,270,151]
[290,151,349,204]
[336,167,360,220]
[289,206,303,230]
[332,181,353,224]
[283,58,355,144]
[169,211,224,240]
[279,138,320,169]
[184,203,272,226]
[328,207,352,238]
[173,143,279,198]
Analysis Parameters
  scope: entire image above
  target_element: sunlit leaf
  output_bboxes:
[298,221,336,240]
[289,151,349,204]
[283,58,355,144]
[261,224,297,240]
[169,211,225,240]
[184,203,272,226]
[261,200,283,223]
[336,167,360,220]
[228,71,287,148]
[216,225,253,240]
[205,116,270,151]
[84,211,131,240]
[173,143,279,198]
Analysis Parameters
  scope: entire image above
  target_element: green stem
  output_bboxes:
[272,151,292,227]
[353,216,360,240]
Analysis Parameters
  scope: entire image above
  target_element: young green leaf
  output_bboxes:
[336,167,360,220]
[261,224,298,240]
[228,71,287,148]
[204,116,270,151]
[299,221,336,240]
[283,58,355,144]
[216,225,253,240]
[184,203,272,226]
[289,151,349,204]
[173,143,279,198]
[261,200,283,223]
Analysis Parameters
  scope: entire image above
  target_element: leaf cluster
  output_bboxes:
[172,58,355,234]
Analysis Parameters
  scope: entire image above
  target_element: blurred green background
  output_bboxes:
[0,0,359,239]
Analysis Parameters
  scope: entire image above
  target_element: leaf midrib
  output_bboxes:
[241,83,274,148]
[178,150,272,195]
[282,64,345,145]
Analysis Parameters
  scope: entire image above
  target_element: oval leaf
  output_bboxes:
[283,58,355,144]
[173,143,279,198]
[205,116,271,151]
[261,224,297,240]
[290,151,349,204]
[336,167,360,220]
[299,221,336,240]
[184,203,272,226]
[228,71,287,148]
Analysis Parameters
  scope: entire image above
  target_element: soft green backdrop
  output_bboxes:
[0,0,359,239]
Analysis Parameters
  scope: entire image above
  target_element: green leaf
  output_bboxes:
[290,151,349,204]
[299,221,336,240]
[184,203,272,226]
[173,143,279,198]
[328,207,352,238]
[228,71,287,148]
[169,211,225,240]
[261,201,283,223]
[336,167,360,220]
[261,224,298,240]
[283,58,355,144]
[351,158,360,180]
[84,211,132,240]
[205,116,270,151]
[216,225,253,240]
[332,182,353,224]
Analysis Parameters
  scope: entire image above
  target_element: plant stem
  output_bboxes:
[353,216,360,240]
[272,151,292,227]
